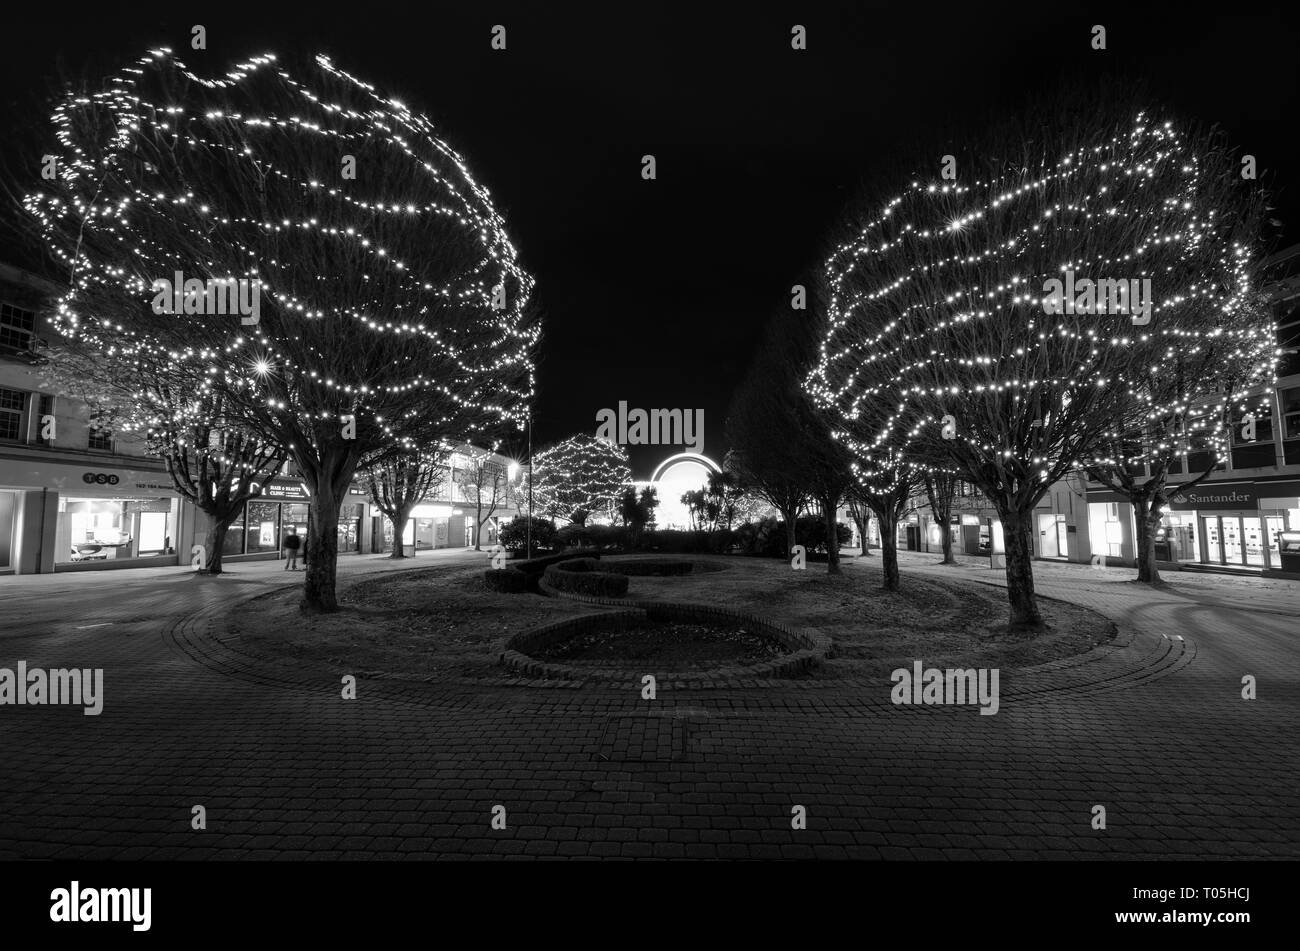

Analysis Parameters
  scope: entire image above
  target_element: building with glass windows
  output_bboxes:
[0,259,200,574]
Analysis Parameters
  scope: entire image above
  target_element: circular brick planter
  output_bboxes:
[498,598,830,685]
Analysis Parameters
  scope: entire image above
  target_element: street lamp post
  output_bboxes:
[526,413,533,558]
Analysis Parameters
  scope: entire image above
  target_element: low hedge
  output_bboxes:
[542,558,629,597]
[483,567,528,593]
[635,529,735,554]
[554,524,628,550]
[514,549,599,578]
[603,559,693,577]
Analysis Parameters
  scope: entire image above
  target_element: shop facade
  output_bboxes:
[0,453,386,575]
[0,455,196,574]
[1080,478,1300,573]
[0,451,522,575]
[219,479,375,563]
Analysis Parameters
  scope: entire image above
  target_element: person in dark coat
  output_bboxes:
[283,530,301,570]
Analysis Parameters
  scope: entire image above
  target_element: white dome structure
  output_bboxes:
[641,452,722,530]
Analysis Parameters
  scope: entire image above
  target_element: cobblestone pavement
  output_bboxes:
[1,549,1296,859]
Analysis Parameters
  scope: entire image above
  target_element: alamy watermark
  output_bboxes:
[595,401,704,454]
[890,660,999,715]
[50,881,150,931]
[151,270,262,325]
[0,662,103,715]
[1041,269,1152,326]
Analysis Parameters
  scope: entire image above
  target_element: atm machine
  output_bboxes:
[1278,532,1300,573]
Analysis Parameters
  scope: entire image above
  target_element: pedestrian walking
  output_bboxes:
[283,530,301,570]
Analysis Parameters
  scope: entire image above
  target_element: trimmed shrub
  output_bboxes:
[635,529,736,554]
[590,524,629,549]
[636,529,699,553]
[543,558,629,597]
[734,516,851,556]
[554,523,628,551]
[510,550,599,591]
[515,549,599,577]
[795,516,851,554]
[483,567,528,593]
[706,529,736,554]
[499,515,557,554]
[603,559,693,576]
[734,516,778,555]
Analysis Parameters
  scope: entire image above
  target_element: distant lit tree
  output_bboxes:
[529,434,631,525]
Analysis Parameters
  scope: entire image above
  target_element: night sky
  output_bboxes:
[3,5,1298,476]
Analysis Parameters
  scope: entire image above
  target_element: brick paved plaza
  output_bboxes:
[1,552,1295,860]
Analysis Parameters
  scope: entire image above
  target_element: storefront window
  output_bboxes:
[282,503,309,543]
[1160,512,1199,563]
[0,490,16,569]
[245,501,281,554]
[1088,502,1124,561]
[57,497,178,563]
[338,503,361,552]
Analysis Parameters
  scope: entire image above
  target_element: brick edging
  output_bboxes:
[502,587,831,684]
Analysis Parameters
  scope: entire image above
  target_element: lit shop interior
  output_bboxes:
[56,496,179,564]
[219,500,366,557]
[1087,500,1299,569]
[0,489,16,571]
[397,502,471,551]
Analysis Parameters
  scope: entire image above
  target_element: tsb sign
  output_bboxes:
[82,472,121,486]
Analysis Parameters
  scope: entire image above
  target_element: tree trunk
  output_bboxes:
[855,515,871,555]
[823,499,841,575]
[782,506,798,558]
[1133,495,1163,585]
[201,517,232,575]
[878,510,900,591]
[389,505,414,559]
[940,516,957,565]
[998,509,1043,627]
[474,500,483,550]
[194,507,238,575]
[302,449,355,613]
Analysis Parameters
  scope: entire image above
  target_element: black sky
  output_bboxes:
[3,4,1299,476]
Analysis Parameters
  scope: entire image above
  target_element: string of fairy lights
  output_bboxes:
[529,434,632,521]
[24,48,539,479]
[808,113,1277,490]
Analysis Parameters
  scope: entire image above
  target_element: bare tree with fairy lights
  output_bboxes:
[25,49,538,611]
[1082,284,1275,585]
[811,98,1270,625]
